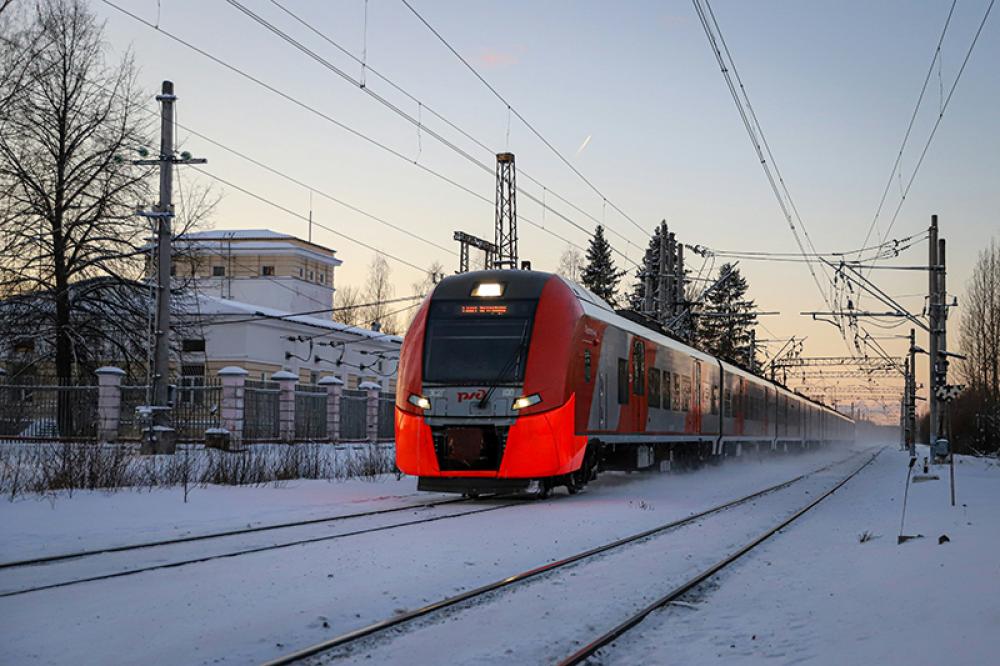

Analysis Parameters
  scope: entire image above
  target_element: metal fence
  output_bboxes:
[340,388,367,440]
[0,383,98,440]
[295,385,327,441]
[173,381,223,440]
[378,394,395,440]
[244,379,280,441]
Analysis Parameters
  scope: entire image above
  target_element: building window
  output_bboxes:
[179,363,206,405]
[181,338,206,353]
[308,270,314,281]
[169,263,176,276]
[617,358,629,405]
[262,265,275,276]
[212,265,225,277]
[318,272,325,284]
[648,367,660,409]
[13,338,34,354]
[298,267,304,278]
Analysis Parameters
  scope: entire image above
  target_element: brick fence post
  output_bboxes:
[360,381,382,443]
[318,375,343,442]
[95,366,125,443]
[218,366,248,445]
[272,370,298,442]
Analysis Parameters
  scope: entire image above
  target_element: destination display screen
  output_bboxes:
[429,300,536,318]
[460,304,508,316]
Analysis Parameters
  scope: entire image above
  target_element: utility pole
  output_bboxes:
[907,327,917,458]
[927,215,939,448]
[136,81,206,455]
[453,231,496,273]
[494,152,517,269]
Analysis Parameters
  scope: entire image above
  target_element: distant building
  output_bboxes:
[1,229,400,391]
[170,229,399,391]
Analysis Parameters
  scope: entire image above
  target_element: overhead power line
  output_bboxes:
[264,0,644,255]
[691,0,837,316]
[99,1,604,264]
[859,0,958,255]
[398,0,647,237]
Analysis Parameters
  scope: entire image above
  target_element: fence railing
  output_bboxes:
[244,380,280,442]
[295,385,327,441]
[0,368,396,445]
[0,383,98,440]
[340,389,367,441]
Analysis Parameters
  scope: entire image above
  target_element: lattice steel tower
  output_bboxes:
[494,152,517,269]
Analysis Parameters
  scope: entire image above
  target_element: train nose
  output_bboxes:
[431,425,509,471]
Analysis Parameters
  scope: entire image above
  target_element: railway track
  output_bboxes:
[559,448,882,665]
[0,495,525,598]
[263,449,877,665]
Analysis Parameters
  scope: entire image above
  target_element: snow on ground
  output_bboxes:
[0,445,861,665]
[0,476,437,562]
[603,447,1000,665]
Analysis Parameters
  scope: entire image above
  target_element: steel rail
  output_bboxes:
[263,450,867,665]
[0,500,525,598]
[0,496,472,571]
[557,448,882,665]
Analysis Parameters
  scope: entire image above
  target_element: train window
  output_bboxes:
[710,385,719,415]
[617,359,629,404]
[583,350,592,383]
[632,340,645,395]
[723,388,732,416]
[681,376,691,411]
[675,374,682,410]
[662,371,672,410]
[648,368,660,409]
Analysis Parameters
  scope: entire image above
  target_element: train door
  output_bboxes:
[692,360,703,433]
[736,377,745,436]
[597,373,607,430]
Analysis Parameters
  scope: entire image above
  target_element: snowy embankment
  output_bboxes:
[1,444,996,665]
[602,448,1000,665]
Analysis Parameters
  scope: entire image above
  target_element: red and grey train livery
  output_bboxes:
[395,270,854,495]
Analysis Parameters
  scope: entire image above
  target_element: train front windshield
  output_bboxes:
[422,300,537,385]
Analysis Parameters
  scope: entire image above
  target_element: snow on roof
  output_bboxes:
[193,294,402,345]
[180,229,293,240]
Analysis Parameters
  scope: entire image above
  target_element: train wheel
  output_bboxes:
[461,491,480,500]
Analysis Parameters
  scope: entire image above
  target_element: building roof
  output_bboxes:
[192,294,403,346]
[176,229,339,263]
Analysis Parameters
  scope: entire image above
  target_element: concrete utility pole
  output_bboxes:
[138,81,206,455]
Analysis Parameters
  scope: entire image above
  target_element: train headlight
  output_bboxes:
[511,393,542,410]
[471,282,504,298]
[408,393,432,410]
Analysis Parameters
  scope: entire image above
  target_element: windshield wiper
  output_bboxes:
[477,326,530,409]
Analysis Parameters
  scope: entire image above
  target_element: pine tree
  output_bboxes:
[629,225,663,312]
[581,225,624,306]
[696,263,758,365]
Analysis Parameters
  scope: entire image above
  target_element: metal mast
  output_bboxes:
[494,152,517,269]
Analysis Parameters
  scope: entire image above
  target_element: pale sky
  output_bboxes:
[96,0,999,420]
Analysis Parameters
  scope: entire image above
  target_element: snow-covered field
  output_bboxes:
[1,443,996,665]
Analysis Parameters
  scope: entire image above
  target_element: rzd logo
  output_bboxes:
[457,389,487,403]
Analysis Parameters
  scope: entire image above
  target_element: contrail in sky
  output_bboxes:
[575,134,592,155]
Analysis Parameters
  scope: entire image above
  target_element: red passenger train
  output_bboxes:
[395,270,854,495]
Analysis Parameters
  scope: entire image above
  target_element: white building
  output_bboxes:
[170,229,400,390]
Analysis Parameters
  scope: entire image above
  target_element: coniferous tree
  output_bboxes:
[696,263,758,365]
[629,225,663,312]
[581,225,624,306]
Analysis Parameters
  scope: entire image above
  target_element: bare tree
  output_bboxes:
[404,260,443,328]
[331,284,365,328]
[556,245,585,283]
[0,0,152,388]
[361,253,398,335]
[960,238,1000,405]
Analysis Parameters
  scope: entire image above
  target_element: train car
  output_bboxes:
[395,270,854,495]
